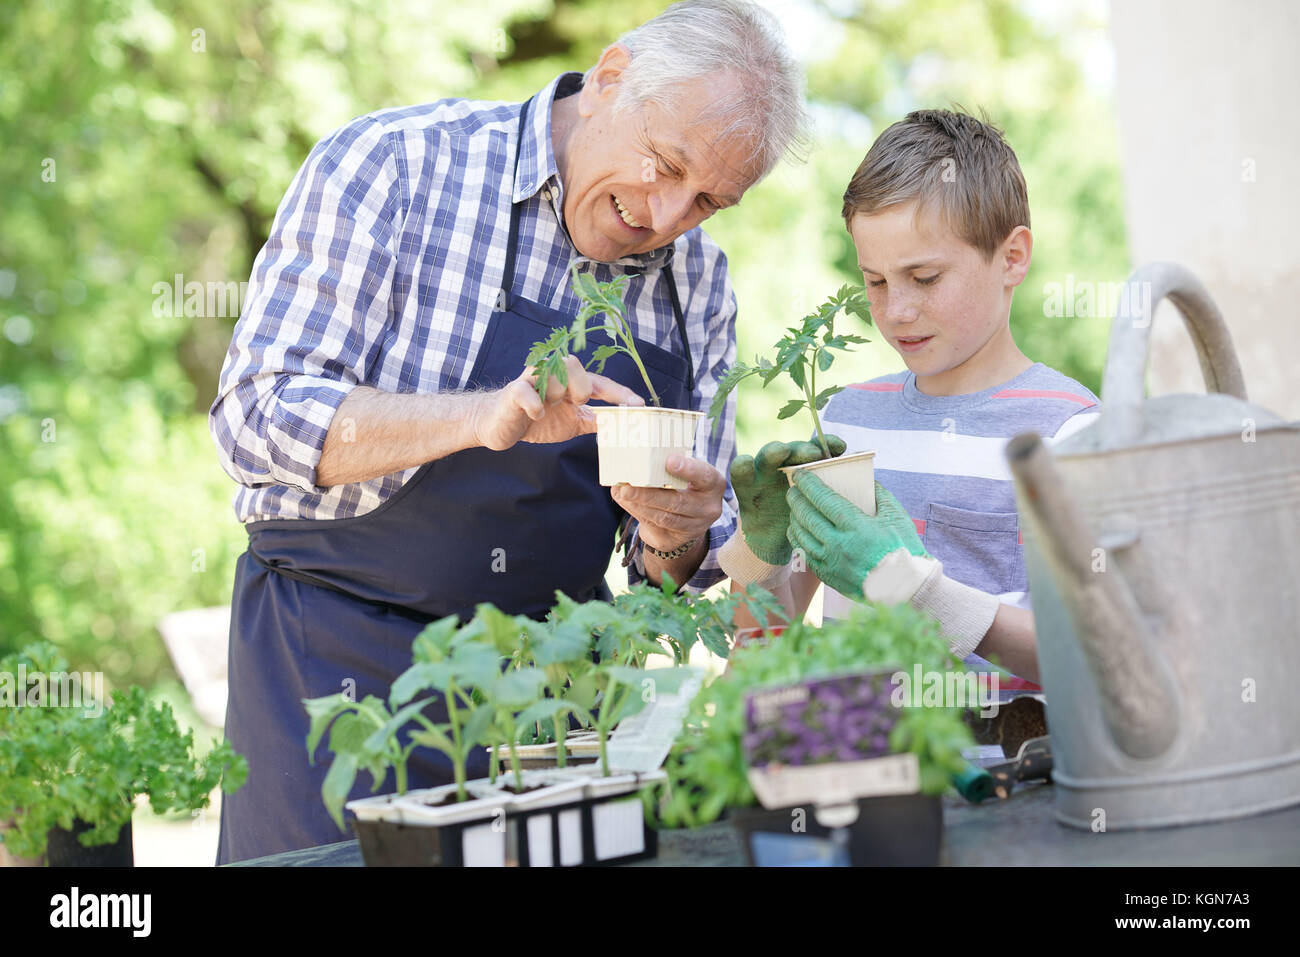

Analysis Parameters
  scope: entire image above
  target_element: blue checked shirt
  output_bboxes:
[210,72,739,591]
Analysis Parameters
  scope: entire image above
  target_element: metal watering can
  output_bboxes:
[1006,262,1300,830]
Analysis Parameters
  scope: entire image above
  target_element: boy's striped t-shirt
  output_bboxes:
[816,362,1100,677]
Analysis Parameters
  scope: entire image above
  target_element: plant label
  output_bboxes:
[743,671,920,809]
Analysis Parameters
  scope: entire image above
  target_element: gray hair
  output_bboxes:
[584,0,810,178]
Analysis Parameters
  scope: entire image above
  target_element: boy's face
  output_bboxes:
[849,201,1032,395]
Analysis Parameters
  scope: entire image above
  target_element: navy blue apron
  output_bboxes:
[216,97,695,864]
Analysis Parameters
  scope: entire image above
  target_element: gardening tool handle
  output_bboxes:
[951,762,995,803]
[1101,262,1248,448]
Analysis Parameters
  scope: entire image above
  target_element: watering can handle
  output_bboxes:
[1100,262,1248,447]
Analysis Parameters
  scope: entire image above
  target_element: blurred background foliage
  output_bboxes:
[0,0,1124,689]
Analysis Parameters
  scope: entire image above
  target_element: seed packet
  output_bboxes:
[744,670,919,809]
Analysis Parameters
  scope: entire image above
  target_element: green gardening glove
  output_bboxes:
[729,436,847,565]
[785,471,928,598]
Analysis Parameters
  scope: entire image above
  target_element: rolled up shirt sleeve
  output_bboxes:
[209,116,404,493]
[627,246,740,593]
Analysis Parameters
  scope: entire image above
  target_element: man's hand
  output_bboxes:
[785,472,928,599]
[610,454,726,553]
[472,355,644,452]
[731,437,845,565]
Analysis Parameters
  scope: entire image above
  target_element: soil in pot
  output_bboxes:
[417,791,506,809]
[46,818,134,868]
[493,782,548,796]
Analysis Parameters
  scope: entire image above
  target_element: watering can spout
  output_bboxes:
[1006,432,1179,761]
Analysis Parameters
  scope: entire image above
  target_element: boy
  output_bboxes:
[721,109,1100,684]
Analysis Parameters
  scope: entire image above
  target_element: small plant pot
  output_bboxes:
[511,768,664,865]
[731,792,942,867]
[45,818,134,868]
[581,769,666,800]
[493,772,590,867]
[489,731,602,773]
[345,791,422,826]
[595,406,705,489]
[580,770,664,865]
[781,450,877,517]
[349,783,510,867]
[492,771,588,811]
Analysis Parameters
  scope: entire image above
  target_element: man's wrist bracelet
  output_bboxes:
[642,537,701,561]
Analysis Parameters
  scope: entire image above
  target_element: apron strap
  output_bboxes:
[662,268,694,391]
[499,96,695,391]
[498,97,534,314]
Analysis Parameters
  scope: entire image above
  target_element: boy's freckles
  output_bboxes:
[848,202,1028,395]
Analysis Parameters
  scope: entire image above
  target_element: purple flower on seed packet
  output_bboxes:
[745,671,899,767]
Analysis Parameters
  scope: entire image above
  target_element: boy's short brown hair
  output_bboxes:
[841,109,1030,260]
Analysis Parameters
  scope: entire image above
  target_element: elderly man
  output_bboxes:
[209,0,807,863]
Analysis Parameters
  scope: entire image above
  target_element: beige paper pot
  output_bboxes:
[781,450,877,517]
[595,406,704,489]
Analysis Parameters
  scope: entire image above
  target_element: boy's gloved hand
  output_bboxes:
[718,436,845,587]
[786,472,927,594]
[786,471,1000,659]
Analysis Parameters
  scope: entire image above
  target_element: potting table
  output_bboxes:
[227,782,1300,866]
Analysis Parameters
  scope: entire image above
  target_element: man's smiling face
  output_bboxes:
[553,46,763,261]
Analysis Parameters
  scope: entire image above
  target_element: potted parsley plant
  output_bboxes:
[0,642,247,867]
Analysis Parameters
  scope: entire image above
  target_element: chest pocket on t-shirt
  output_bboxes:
[922,502,1025,598]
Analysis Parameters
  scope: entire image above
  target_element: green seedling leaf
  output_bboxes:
[604,665,695,696]
[698,624,732,659]
[321,752,359,832]
[572,269,603,304]
[390,662,456,707]
[363,697,437,753]
[410,724,455,757]
[588,343,619,374]
[412,616,461,662]
[567,264,659,404]
[566,672,600,712]
[451,642,505,691]
[707,361,759,434]
[532,622,592,667]
[328,711,370,756]
[304,693,365,760]
[490,668,547,707]
[515,697,568,731]
[476,603,524,657]
[776,398,805,420]
[815,386,842,410]
[462,705,495,750]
